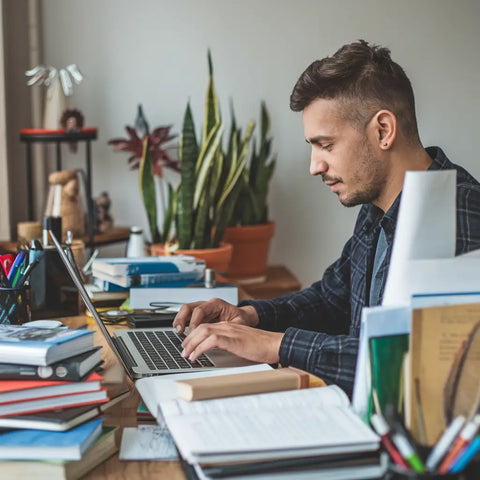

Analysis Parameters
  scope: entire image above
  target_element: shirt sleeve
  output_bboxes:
[239,236,357,395]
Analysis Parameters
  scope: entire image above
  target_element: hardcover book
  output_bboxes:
[129,283,238,309]
[0,418,103,460]
[0,388,109,417]
[0,325,94,366]
[0,347,102,381]
[0,372,103,404]
[92,255,205,276]
[93,271,203,289]
[0,425,118,479]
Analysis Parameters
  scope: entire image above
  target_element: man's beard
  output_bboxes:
[337,141,386,208]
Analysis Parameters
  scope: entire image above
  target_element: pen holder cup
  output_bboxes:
[0,285,31,325]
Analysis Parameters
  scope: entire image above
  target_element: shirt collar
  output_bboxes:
[362,146,446,235]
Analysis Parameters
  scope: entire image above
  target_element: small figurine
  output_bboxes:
[60,108,85,152]
[94,191,114,234]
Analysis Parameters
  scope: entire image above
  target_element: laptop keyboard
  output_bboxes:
[127,330,214,370]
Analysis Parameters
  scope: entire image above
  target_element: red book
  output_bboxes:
[0,389,109,417]
[0,372,103,405]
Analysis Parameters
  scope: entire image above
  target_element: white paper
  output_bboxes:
[383,170,456,306]
[160,387,378,464]
[135,364,273,419]
[119,425,178,461]
[351,306,411,420]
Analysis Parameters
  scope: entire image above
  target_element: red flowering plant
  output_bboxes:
[108,105,180,242]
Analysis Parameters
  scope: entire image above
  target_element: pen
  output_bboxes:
[0,253,15,276]
[425,415,465,470]
[438,414,480,474]
[449,434,480,473]
[17,252,44,286]
[370,413,409,469]
[391,433,425,473]
[7,252,25,284]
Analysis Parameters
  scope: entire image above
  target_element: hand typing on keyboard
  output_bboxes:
[174,299,284,365]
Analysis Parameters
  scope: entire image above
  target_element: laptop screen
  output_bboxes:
[49,230,133,377]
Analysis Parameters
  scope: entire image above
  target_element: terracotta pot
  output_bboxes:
[223,221,275,284]
[150,242,233,274]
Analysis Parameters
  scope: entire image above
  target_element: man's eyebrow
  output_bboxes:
[305,135,335,144]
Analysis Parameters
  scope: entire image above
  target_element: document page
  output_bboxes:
[160,387,378,464]
[383,170,456,306]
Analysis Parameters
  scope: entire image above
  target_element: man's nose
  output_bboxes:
[310,154,328,176]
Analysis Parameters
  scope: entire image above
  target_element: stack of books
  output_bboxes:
[90,255,238,309]
[0,324,118,479]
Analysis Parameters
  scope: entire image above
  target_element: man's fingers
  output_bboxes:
[173,302,204,332]
[188,298,224,330]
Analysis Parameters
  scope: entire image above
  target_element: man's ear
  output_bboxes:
[369,110,397,150]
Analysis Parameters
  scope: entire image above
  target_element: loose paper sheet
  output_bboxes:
[383,170,456,306]
[119,424,178,461]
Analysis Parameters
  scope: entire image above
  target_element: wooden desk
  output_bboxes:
[58,270,303,479]
[61,315,186,479]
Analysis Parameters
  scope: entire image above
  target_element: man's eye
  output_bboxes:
[321,144,333,151]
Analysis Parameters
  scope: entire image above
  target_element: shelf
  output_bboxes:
[237,266,302,299]
[19,127,98,142]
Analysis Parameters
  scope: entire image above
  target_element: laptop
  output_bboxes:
[50,231,255,380]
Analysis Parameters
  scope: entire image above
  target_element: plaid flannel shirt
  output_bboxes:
[240,147,480,396]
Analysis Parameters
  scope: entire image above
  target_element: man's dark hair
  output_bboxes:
[290,40,419,142]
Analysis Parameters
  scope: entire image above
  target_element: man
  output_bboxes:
[173,40,480,396]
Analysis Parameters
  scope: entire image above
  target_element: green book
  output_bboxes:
[369,334,409,414]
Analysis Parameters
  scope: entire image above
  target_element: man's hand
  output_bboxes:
[180,322,284,365]
[173,298,259,334]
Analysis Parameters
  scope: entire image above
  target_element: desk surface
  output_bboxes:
[61,315,186,480]
[52,269,301,479]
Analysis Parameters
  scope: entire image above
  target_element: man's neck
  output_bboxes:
[377,146,433,213]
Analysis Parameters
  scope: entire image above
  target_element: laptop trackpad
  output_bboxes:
[206,348,257,368]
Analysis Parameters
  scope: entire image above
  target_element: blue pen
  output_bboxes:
[7,252,26,284]
[449,435,480,473]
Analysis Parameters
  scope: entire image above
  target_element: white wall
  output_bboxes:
[40,0,480,286]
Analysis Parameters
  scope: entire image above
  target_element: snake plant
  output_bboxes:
[165,51,254,249]
[233,102,276,226]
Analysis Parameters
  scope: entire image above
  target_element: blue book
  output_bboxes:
[0,325,94,367]
[93,274,199,289]
[0,418,103,460]
[92,255,205,276]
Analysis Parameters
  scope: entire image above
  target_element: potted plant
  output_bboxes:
[149,52,254,274]
[223,102,276,283]
[108,106,180,243]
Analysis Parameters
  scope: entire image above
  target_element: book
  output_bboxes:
[93,271,204,288]
[92,254,205,276]
[0,392,130,431]
[0,372,103,404]
[0,347,102,381]
[176,367,310,401]
[0,388,109,417]
[369,334,409,414]
[129,283,238,309]
[0,325,94,367]
[0,418,103,460]
[408,303,480,445]
[0,425,118,479]
[159,386,379,466]
[84,284,129,305]
[136,364,273,419]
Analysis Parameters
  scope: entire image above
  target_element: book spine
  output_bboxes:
[128,273,202,287]
[0,363,94,382]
